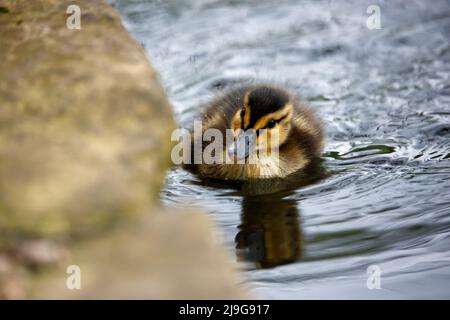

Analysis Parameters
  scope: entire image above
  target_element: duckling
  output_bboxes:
[186,84,325,180]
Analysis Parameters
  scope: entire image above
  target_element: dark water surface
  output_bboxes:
[113,0,450,298]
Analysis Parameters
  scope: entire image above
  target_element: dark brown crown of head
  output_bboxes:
[246,86,290,127]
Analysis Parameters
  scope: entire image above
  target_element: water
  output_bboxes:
[112,0,450,298]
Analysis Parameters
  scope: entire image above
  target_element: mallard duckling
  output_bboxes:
[187,84,325,180]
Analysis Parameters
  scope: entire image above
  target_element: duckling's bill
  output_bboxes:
[228,130,258,161]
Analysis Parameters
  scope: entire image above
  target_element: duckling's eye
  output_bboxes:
[267,119,277,128]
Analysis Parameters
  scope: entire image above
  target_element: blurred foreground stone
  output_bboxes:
[0,0,173,239]
[0,0,246,299]
[33,208,246,299]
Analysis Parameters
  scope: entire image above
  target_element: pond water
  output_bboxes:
[112,0,450,298]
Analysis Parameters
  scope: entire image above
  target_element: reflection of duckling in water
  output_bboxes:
[235,196,302,269]
[187,84,325,180]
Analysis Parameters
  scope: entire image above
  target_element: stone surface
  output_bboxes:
[0,0,246,299]
[0,0,174,240]
[0,254,28,299]
[32,208,247,299]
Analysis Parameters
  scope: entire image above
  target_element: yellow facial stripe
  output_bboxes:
[243,93,251,128]
[253,103,293,130]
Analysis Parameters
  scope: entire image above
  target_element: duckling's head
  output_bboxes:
[229,86,294,161]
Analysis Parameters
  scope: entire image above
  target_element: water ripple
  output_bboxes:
[114,0,450,298]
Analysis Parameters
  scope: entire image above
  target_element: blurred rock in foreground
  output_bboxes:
[0,0,173,240]
[0,0,246,299]
[33,208,246,299]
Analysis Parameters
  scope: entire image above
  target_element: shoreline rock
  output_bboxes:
[0,0,174,240]
[0,0,246,299]
[32,208,247,299]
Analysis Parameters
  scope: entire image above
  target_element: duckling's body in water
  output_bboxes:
[186,84,325,180]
